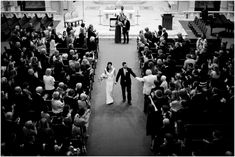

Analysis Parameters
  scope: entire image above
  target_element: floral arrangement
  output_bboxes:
[99,73,108,81]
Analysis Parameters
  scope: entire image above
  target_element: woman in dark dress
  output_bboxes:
[147,95,163,151]
[115,16,122,43]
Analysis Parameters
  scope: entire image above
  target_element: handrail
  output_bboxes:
[163,10,234,20]
[182,10,234,19]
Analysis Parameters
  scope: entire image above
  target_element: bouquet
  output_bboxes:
[99,73,108,81]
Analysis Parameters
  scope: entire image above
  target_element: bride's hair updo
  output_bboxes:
[106,62,112,71]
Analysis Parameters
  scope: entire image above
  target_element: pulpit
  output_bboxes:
[162,14,174,30]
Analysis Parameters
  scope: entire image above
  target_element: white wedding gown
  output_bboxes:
[104,68,115,104]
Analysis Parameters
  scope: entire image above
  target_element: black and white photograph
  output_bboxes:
[1,0,234,156]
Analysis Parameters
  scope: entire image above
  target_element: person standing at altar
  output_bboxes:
[115,6,126,43]
[115,6,124,43]
[119,6,125,23]
[115,17,122,43]
[122,16,130,44]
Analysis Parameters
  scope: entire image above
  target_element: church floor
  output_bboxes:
[87,39,152,155]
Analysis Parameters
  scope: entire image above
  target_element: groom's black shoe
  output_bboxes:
[107,102,113,105]
[128,101,132,105]
[122,99,126,103]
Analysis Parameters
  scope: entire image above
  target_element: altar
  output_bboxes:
[103,9,135,20]
[100,8,137,26]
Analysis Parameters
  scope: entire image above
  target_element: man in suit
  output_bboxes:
[115,62,136,104]
[162,28,168,40]
[122,16,130,44]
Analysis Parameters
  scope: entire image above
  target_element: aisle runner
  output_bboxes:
[87,39,152,156]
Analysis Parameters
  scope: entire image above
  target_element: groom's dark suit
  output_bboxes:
[116,67,136,103]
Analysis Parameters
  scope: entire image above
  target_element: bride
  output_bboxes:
[100,62,116,105]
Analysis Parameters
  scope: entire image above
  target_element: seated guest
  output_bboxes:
[158,133,179,156]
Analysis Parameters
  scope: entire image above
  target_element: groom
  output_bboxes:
[115,62,136,104]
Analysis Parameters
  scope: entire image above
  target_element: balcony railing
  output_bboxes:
[1,11,57,18]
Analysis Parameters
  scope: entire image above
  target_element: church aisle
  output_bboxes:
[87,39,152,156]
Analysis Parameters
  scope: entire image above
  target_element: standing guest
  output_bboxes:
[26,68,42,93]
[196,34,207,54]
[138,30,148,47]
[136,69,157,113]
[78,23,86,48]
[157,25,163,38]
[162,28,168,40]
[66,23,73,36]
[43,68,55,99]
[49,35,57,57]
[2,112,19,155]
[144,27,152,42]
[87,24,97,41]
[33,86,47,117]
[51,91,64,115]
[160,75,168,92]
[80,23,86,37]
[88,36,97,51]
[183,54,196,70]
[22,120,38,155]
[37,118,55,155]
[75,83,84,97]
[147,94,163,151]
[122,16,130,44]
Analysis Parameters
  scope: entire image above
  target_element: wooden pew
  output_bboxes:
[1,14,8,25]
[210,14,234,34]
[18,14,31,28]
[26,13,42,30]
[40,13,54,28]
[188,16,207,37]
[1,22,11,39]
[6,14,19,30]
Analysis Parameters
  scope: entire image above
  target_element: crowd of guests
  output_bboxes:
[1,22,99,155]
[137,25,234,156]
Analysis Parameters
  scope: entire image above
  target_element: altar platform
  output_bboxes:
[54,1,190,39]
